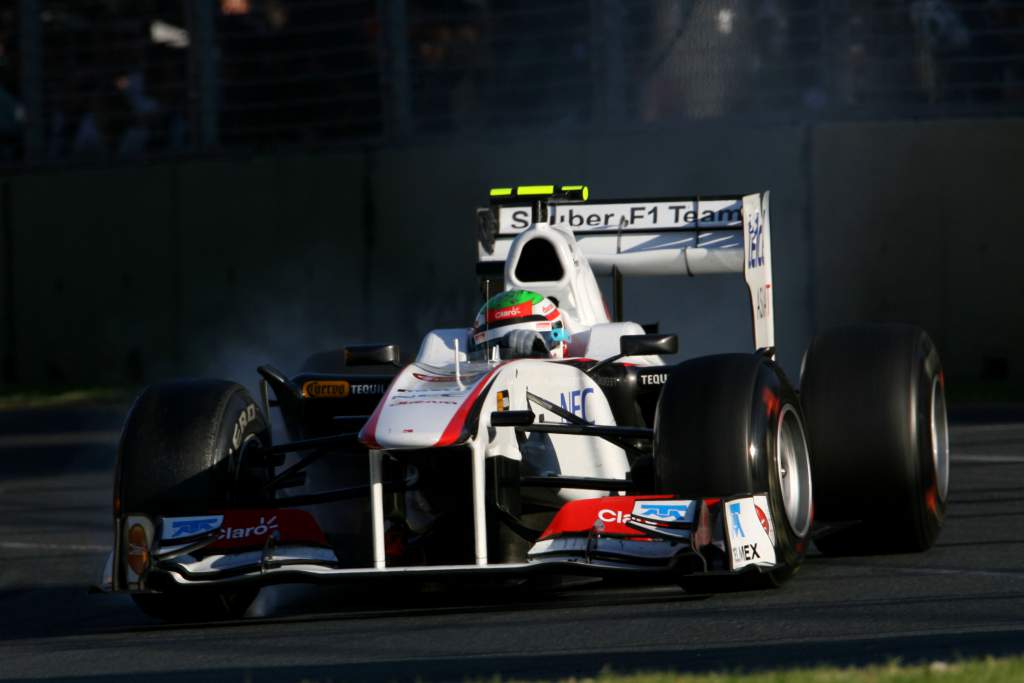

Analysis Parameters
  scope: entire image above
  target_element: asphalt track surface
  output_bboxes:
[1,405,1024,682]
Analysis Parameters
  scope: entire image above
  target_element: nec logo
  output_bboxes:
[559,388,594,423]
[633,501,691,522]
[747,213,764,268]
[166,516,223,539]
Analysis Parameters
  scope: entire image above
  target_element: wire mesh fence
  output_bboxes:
[0,0,1022,165]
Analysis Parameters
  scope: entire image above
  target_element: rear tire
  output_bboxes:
[801,324,948,555]
[654,354,813,589]
[116,380,271,621]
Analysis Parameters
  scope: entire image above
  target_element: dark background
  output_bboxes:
[0,0,1021,390]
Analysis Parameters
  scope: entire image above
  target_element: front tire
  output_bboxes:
[653,354,813,588]
[116,380,271,621]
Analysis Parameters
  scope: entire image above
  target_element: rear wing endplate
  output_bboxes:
[476,192,774,350]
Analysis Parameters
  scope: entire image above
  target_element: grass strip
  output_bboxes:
[491,657,1024,683]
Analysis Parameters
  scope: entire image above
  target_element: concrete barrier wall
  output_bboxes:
[0,117,1014,387]
[3,155,368,386]
[173,156,368,382]
[8,166,179,385]
[812,118,1024,381]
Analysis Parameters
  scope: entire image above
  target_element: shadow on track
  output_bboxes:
[5,627,1024,683]
[0,578,705,642]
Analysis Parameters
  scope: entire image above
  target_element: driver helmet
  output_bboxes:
[470,290,569,359]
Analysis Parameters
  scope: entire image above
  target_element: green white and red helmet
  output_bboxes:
[471,290,569,359]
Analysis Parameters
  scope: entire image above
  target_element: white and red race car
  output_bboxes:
[102,186,949,621]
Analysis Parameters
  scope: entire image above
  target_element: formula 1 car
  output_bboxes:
[101,186,949,621]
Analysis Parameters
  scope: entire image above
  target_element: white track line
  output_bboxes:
[0,541,108,552]
[883,565,1024,580]
[0,431,120,448]
[952,453,1024,463]
[953,423,1024,434]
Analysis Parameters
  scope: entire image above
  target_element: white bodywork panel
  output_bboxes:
[503,361,629,502]
[416,328,470,366]
[742,193,774,350]
[503,223,610,333]
[360,358,628,505]
[487,198,745,278]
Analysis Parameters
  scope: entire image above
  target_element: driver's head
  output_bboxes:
[470,289,568,360]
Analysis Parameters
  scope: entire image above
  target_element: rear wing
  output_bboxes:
[476,189,775,351]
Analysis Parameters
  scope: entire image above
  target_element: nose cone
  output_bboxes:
[359,363,500,450]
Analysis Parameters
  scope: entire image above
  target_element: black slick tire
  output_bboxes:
[116,380,271,621]
[654,353,813,589]
[801,324,948,555]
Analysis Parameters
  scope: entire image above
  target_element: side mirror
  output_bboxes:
[345,344,401,367]
[620,334,678,356]
[491,410,535,427]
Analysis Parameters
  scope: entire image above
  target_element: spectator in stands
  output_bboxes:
[409,0,483,133]
[910,0,971,103]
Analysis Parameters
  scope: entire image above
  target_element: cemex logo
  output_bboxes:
[729,502,745,537]
[733,541,761,562]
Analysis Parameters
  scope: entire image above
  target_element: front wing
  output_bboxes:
[101,493,781,592]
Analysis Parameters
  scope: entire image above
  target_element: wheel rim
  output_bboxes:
[930,376,950,503]
[776,404,813,538]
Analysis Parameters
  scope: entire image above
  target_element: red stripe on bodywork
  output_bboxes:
[357,374,402,448]
[539,495,676,540]
[434,366,504,447]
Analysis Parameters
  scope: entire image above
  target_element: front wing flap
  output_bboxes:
[527,493,777,574]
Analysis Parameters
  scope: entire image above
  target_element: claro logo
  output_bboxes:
[219,515,279,541]
[302,380,350,398]
[598,509,631,524]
